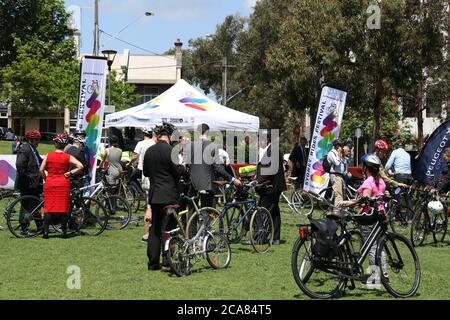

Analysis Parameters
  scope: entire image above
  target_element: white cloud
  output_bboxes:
[244,0,259,10]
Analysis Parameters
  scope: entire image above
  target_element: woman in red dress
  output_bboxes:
[39,134,84,238]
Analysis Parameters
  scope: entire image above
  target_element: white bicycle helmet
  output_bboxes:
[427,200,444,215]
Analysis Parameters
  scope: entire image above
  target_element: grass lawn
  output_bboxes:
[0,197,449,300]
[0,140,54,156]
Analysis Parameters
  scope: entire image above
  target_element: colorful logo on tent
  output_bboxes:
[0,160,16,186]
[179,97,210,111]
[85,86,102,170]
[136,96,164,111]
[310,110,338,185]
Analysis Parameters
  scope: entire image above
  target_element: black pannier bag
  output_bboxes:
[310,218,339,259]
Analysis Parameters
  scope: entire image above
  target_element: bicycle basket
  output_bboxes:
[310,218,339,259]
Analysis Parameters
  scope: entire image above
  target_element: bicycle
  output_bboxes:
[384,187,415,235]
[410,188,448,247]
[189,182,274,253]
[4,188,109,238]
[0,189,20,230]
[86,171,132,230]
[291,197,421,299]
[165,192,231,277]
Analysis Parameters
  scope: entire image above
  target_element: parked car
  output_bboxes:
[40,132,57,144]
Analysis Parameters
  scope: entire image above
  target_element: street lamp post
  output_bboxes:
[102,49,117,106]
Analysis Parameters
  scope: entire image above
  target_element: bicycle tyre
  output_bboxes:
[185,207,223,239]
[389,207,414,236]
[167,236,191,277]
[74,196,108,236]
[103,195,132,230]
[376,232,421,298]
[291,237,346,299]
[222,203,246,243]
[410,211,428,247]
[318,187,334,212]
[432,208,448,244]
[291,190,314,216]
[249,207,274,253]
[0,192,18,229]
[205,231,232,269]
[5,195,44,238]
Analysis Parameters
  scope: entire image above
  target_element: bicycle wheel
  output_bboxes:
[0,192,18,229]
[5,195,44,238]
[222,204,245,243]
[389,207,414,236]
[249,207,274,253]
[103,195,131,230]
[186,207,223,239]
[167,236,191,277]
[129,182,145,214]
[205,231,232,269]
[376,232,421,298]
[410,211,428,247]
[73,196,108,236]
[291,190,314,216]
[318,187,334,212]
[432,209,448,244]
[291,237,346,299]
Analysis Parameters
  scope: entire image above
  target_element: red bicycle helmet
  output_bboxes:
[53,133,69,145]
[374,139,389,151]
[25,130,41,139]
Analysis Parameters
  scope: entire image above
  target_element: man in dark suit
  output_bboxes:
[143,123,186,271]
[256,130,286,245]
[15,130,44,234]
[287,136,309,189]
[187,123,241,207]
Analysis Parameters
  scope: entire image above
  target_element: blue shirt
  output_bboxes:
[385,148,411,175]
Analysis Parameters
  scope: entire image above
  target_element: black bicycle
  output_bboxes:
[291,197,421,299]
[410,188,448,247]
[4,189,109,238]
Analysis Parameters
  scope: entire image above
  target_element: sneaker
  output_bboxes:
[160,266,172,273]
[141,234,149,243]
[361,277,382,289]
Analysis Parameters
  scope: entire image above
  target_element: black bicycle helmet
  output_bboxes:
[158,122,176,136]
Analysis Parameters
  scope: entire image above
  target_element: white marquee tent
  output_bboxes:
[105,79,259,131]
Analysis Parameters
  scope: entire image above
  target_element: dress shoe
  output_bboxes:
[43,233,49,239]
[272,240,280,245]
[148,264,160,271]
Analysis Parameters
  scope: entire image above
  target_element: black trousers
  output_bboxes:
[147,204,178,269]
[394,173,413,219]
[258,192,281,241]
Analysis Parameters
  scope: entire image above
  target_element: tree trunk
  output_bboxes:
[372,77,384,140]
[292,110,302,146]
[415,79,425,151]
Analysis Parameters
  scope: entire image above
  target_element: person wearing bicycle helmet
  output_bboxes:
[39,134,84,238]
[338,153,387,287]
[99,135,123,187]
[143,122,186,272]
[373,139,408,189]
[15,130,44,235]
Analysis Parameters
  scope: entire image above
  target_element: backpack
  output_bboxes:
[310,218,339,259]
[321,153,332,173]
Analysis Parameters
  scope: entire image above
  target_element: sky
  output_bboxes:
[64,0,258,56]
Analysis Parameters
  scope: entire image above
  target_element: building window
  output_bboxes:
[40,119,57,133]
[142,86,159,103]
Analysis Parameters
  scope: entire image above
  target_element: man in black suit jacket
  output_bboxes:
[256,131,286,245]
[187,123,241,207]
[288,136,309,189]
[143,123,186,271]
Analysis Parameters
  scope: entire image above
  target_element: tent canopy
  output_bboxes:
[105,79,259,131]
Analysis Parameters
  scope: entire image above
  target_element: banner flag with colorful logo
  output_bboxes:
[303,86,347,195]
[0,155,17,190]
[413,120,450,187]
[76,56,108,185]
